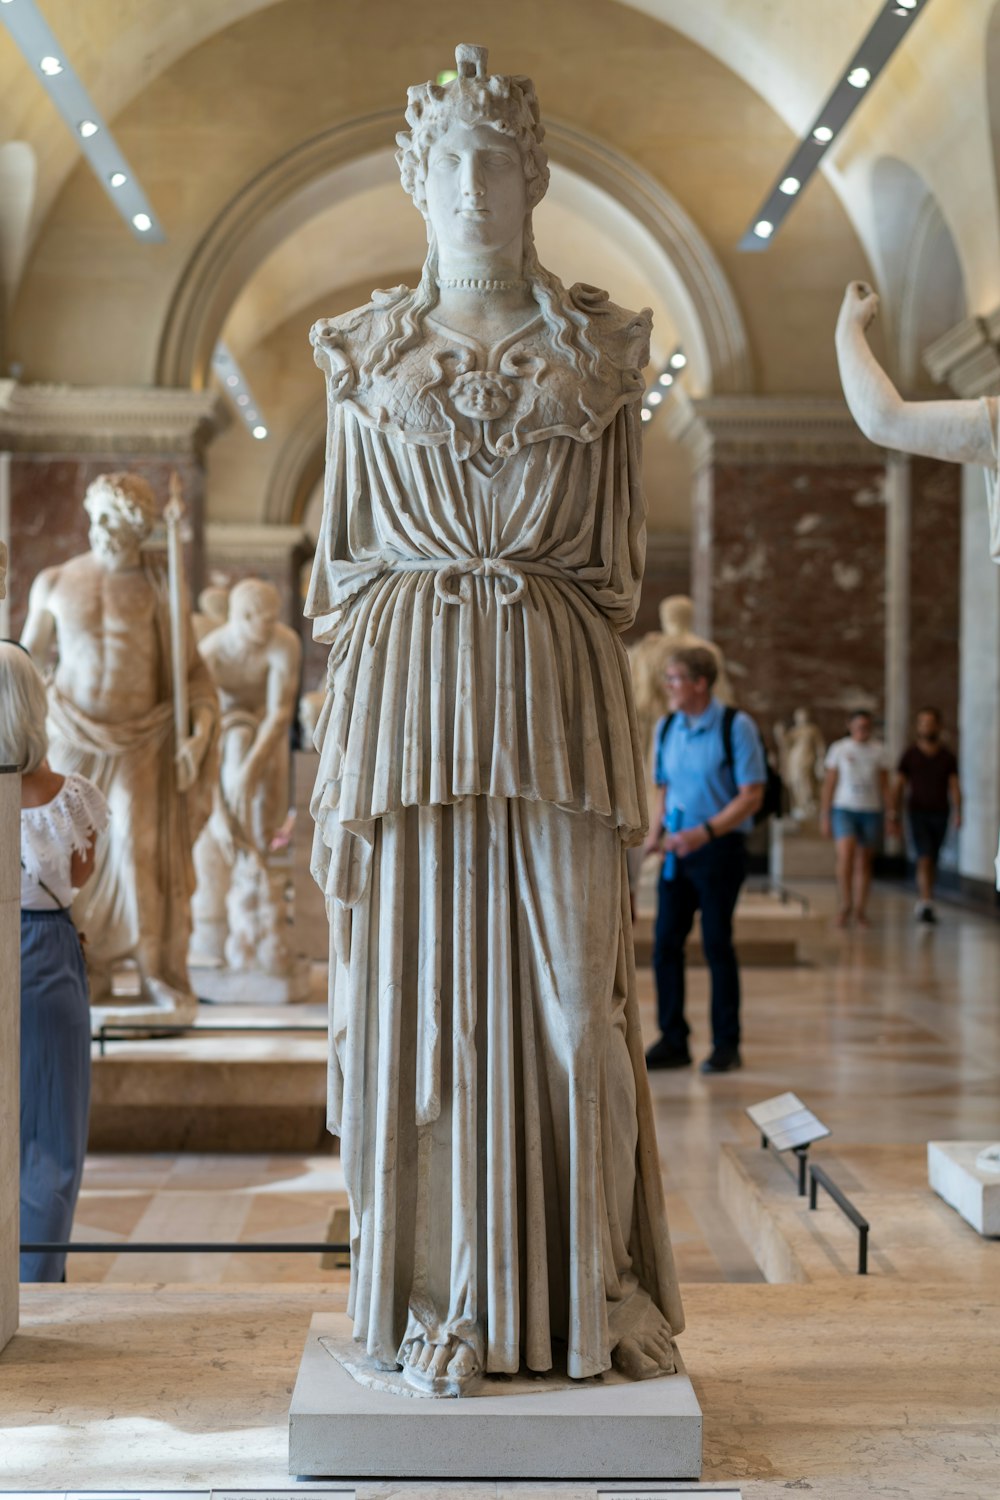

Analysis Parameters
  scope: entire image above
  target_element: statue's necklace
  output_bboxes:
[437,276,527,292]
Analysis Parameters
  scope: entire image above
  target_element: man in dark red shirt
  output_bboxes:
[891,707,961,924]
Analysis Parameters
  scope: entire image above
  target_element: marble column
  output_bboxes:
[0,769,19,1353]
[0,381,227,636]
[677,397,887,744]
[675,398,961,763]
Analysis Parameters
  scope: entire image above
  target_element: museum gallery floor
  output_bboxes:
[3,882,999,1498]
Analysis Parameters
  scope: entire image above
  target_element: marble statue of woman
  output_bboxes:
[307,44,682,1399]
[837,280,1000,883]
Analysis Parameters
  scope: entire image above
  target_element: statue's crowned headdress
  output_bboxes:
[396,44,549,213]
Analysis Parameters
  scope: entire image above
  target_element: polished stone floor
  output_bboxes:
[69,879,1000,1286]
[5,878,1000,1496]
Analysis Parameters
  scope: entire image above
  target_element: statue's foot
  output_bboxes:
[611,1301,676,1380]
[400,1332,482,1398]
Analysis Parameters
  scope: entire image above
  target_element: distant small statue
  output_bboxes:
[774,708,825,822]
[190,578,306,1000]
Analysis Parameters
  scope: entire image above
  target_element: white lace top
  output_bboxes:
[20,773,109,911]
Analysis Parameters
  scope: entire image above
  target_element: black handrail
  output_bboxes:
[809,1162,870,1275]
[96,1021,327,1056]
[22,1240,350,1255]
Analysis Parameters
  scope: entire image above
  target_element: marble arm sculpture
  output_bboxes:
[835,281,993,467]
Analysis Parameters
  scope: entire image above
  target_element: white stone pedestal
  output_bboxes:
[0,771,20,1352]
[288,1312,702,1480]
[192,956,312,1004]
[928,1142,1000,1236]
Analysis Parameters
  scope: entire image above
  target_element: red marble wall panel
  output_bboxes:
[7,454,205,638]
[709,461,888,747]
[908,456,960,746]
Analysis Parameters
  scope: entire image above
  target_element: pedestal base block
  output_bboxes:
[192,958,312,1004]
[288,1312,702,1480]
[928,1141,1000,1236]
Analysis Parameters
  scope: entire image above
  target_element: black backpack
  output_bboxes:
[655,706,785,826]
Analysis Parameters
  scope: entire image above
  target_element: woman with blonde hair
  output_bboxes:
[0,642,108,1282]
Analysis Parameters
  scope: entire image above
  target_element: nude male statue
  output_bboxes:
[21,472,218,1019]
[191,578,302,980]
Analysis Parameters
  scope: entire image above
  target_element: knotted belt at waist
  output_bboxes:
[389,555,567,607]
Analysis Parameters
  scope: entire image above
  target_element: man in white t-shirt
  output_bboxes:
[820,709,890,929]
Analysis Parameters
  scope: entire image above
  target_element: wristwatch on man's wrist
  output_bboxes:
[703,820,717,841]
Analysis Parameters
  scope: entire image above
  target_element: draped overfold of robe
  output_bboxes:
[46,561,219,995]
[307,281,685,1379]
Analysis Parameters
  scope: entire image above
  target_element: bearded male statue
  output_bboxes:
[21,472,218,1021]
[307,44,682,1400]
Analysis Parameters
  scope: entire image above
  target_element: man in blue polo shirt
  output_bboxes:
[642,645,766,1074]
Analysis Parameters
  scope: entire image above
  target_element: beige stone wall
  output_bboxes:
[0,771,19,1352]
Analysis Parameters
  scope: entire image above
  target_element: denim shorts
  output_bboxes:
[831,808,882,847]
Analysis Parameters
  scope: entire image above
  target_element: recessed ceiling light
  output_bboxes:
[640,408,652,423]
[658,372,674,388]
[647,390,663,407]
[132,212,152,232]
[847,67,871,88]
[236,394,250,406]
[225,374,239,388]
[779,177,800,196]
[78,120,98,138]
[252,425,268,440]
[813,126,834,143]
[670,351,687,369]
[897,0,917,7]
[39,55,62,75]
[109,171,127,188]
[754,220,774,239]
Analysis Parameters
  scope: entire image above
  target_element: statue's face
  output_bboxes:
[87,497,145,565]
[233,594,278,648]
[425,121,527,258]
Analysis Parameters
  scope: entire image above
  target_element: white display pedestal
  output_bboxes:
[288,1312,703,1481]
[928,1142,1000,1235]
[0,770,20,1353]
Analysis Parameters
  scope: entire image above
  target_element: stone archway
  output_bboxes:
[156,112,752,396]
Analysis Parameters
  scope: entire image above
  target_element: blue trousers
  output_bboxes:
[653,833,746,1054]
[20,908,91,1283]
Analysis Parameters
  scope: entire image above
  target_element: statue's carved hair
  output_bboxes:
[83,472,158,534]
[362,45,601,382]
